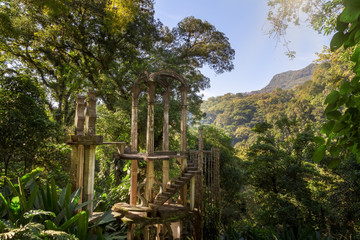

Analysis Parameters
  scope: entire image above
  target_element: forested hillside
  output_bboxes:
[250,63,314,94]
[3,0,360,239]
[201,50,350,153]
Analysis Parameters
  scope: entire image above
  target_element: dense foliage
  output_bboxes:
[2,0,360,239]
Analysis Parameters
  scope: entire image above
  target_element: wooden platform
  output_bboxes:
[112,202,190,224]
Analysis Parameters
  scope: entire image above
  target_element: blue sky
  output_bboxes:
[154,0,331,98]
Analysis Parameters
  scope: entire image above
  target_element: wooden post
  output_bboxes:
[130,86,140,206]
[179,87,188,205]
[145,81,156,205]
[75,96,85,136]
[162,89,171,191]
[70,95,85,198]
[127,223,135,240]
[83,90,96,215]
[194,126,204,240]
[214,147,220,205]
[190,176,195,210]
[195,126,204,208]
[70,145,84,202]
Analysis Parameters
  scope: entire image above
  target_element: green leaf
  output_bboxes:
[333,121,346,133]
[351,46,360,62]
[59,211,85,231]
[313,136,325,145]
[326,110,342,120]
[321,120,335,134]
[339,5,360,23]
[77,211,89,240]
[50,178,58,213]
[324,102,338,114]
[340,81,352,95]
[44,220,59,231]
[26,185,39,212]
[20,167,44,188]
[330,145,341,157]
[325,90,340,105]
[5,177,20,198]
[352,142,358,154]
[330,32,348,51]
[313,145,326,163]
[24,210,56,219]
[336,17,349,32]
[328,158,341,169]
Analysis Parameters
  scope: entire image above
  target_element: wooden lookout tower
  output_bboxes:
[112,70,203,239]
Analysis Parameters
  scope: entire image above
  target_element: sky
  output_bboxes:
[154,0,332,99]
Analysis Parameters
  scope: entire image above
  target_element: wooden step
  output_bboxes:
[180,176,191,181]
[161,191,173,197]
[183,173,193,178]
[149,203,158,209]
[171,183,182,188]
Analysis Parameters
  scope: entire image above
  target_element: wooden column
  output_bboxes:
[195,126,204,208]
[130,86,140,206]
[162,88,171,191]
[190,176,195,210]
[70,95,85,197]
[179,87,188,205]
[83,90,96,215]
[214,147,220,205]
[71,96,85,190]
[194,127,204,240]
[145,81,156,205]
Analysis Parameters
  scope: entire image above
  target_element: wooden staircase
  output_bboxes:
[149,162,200,211]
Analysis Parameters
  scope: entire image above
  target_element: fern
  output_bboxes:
[40,230,78,240]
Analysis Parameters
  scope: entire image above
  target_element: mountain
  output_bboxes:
[249,63,315,94]
[201,62,326,148]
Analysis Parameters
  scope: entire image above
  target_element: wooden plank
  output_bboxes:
[67,135,103,145]
[83,145,96,215]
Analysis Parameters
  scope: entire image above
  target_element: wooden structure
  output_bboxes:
[67,91,103,215]
[67,71,221,239]
[111,70,203,239]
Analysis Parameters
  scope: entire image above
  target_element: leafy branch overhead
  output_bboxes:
[313,0,360,164]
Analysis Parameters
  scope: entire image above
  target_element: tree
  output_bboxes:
[266,0,343,57]
[0,0,158,125]
[0,75,55,177]
[313,0,360,164]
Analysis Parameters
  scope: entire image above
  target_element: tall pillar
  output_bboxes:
[195,126,204,208]
[145,81,156,205]
[70,95,85,197]
[83,90,96,215]
[179,87,188,205]
[162,88,171,191]
[130,86,140,206]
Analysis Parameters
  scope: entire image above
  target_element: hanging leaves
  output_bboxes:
[317,0,360,164]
